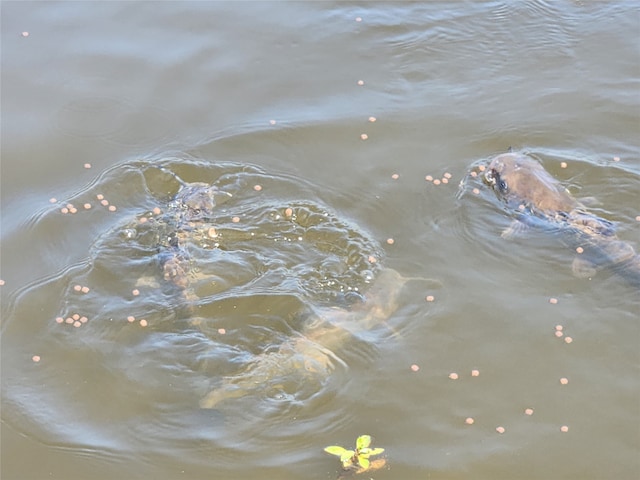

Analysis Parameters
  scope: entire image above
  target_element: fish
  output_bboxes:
[484,152,640,287]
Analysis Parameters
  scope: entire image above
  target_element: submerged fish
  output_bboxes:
[484,152,640,287]
[199,268,412,409]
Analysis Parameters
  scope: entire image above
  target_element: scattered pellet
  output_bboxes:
[60,207,69,214]
[560,377,569,385]
[564,336,573,344]
[0,279,4,286]
[139,319,148,327]
[549,297,558,304]
[232,216,240,223]
[560,425,569,433]
[139,217,148,224]
[410,364,420,372]
[635,215,640,222]
[73,285,82,292]
[425,175,433,182]
[55,317,64,324]
[478,165,486,172]
[425,295,435,302]
[73,321,82,328]
[83,163,91,169]
[524,408,534,416]
[391,173,399,180]
[132,289,140,296]
[368,255,377,264]
[613,156,620,162]
[433,179,441,185]
[152,207,162,215]
[79,316,88,324]
[470,171,478,178]
[208,227,217,238]
[269,119,277,125]
[127,316,136,323]
[96,194,104,200]
[285,208,293,218]
[357,80,364,86]
[444,172,452,179]
[518,204,526,211]
[496,426,505,434]
[72,313,80,321]
[108,205,116,212]
[21,31,29,37]
[253,185,262,191]
[368,116,377,123]
[441,178,449,184]
[100,199,109,206]
[472,188,480,195]
[355,16,362,22]
[83,203,92,210]
[360,133,368,140]
[65,317,74,324]
[449,372,459,380]
[218,328,226,335]
[49,197,57,203]
[32,355,40,362]
[386,238,394,245]
[471,369,480,377]
[69,207,78,214]
[576,246,584,254]
[555,330,564,338]
[465,417,474,425]
[81,286,90,293]
[560,162,567,169]
[555,325,563,331]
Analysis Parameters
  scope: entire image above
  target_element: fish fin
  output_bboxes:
[501,220,528,239]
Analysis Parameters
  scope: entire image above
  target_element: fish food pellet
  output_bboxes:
[549,297,558,304]
[253,185,262,191]
[564,336,573,344]
[560,377,569,385]
[524,408,534,416]
[139,319,148,327]
[496,426,505,434]
[132,289,140,296]
[560,425,569,432]
[386,238,394,245]
[471,369,480,377]
[449,372,459,380]
[127,316,136,323]
[360,133,368,140]
[465,417,474,425]
[32,355,41,362]
[425,175,433,182]
[425,295,434,302]
[410,364,420,372]
[284,208,293,218]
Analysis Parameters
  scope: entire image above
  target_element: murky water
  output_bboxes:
[2,2,639,480]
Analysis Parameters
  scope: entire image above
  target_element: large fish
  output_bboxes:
[484,152,640,287]
[199,268,413,408]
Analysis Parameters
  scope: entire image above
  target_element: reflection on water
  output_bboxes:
[2,1,639,479]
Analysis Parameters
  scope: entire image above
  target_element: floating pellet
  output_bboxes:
[560,162,567,169]
[472,188,480,195]
[391,173,399,180]
[32,355,40,362]
[496,426,505,434]
[357,80,364,86]
[560,425,569,432]
[218,328,226,335]
[139,319,148,327]
[386,238,394,245]
[576,247,584,254]
[369,116,377,123]
[127,316,136,323]
[564,336,573,344]
[81,286,90,293]
[72,313,80,321]
[108,205,116,212]
[49,198,57,203]
[425,295,435,302]
[208,227,217,238]
[83,203,92,210]
[285,208,293,218]
[152,207,162,215]
[425,175,433,182]
[253,185,262,191]
[360,133,368,140]
[560,377,569,385]
[232,216,240,223]
[368,255,377,264]
[524,408,534,416]
[73,321,81,328]
[465,417,474,425]
[549,297,558,304]
[73,285,82,292]
[55,317,64,324]
[411,364,420,372]
[471,369,480,377]
[132,289,140,296]
[449,372,459,380]
[100,199,109,206]
[433,179,441,185]
[444,172,452,179]
[84,163,91,169]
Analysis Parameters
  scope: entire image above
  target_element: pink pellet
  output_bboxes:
[555,330,564,338]
[73,285,82,292]
[81,286,90,293]
[65,317,74,324]
[79,316,88,324]
[470,171,478,178]
[269,119,277,125]
[253,185,262,191]
[83,163,91,169]
[441,178,449,184]
[139,319,148,327]
[132,289,140,296]
[355,17,362,22]
[96,194,104,200]
[139,217,148,224]
[576,246,584,254]
[32,355,40,362]
[72,313,80,321]
[386,238,395,245]
[127,316,136,323]
[69,207,78,214]
[369,116,377,123]
[208,227,217,238]
[472,188,480,195]
[613,156,620,162]
[549,297,558,304]
[55,317,64,324]
[368,255,377,264]
[560,162,568,169]
[560,425,569,432]
[471,369,480,377]
[410,364,420,372]
[560,377,569,385]
[449,372,458,380]
[61,207,69,214]
[49,197,57,203]
[465,417,474,425]
[391,173,399,180]
[285,208,293,217]
[425,175,433,182]
[360,133,368,140]
[232,216,240,223]
[101,199,109,206]
[555,325,563,331]
[0,279,4,286]
[357,80,364,86]
[524,408,534,416]
[218,328,226,335]
[433,179,441,185]
[153,207,162,215]
[73,321,81,328]
[444,172,452,179]
[21,32,29,37]
[564,336,573,344]
[496,426,505,434]
[108,205,116,212]
[425,295,435,302]
[84,203,92,210]
[478,165,486,172]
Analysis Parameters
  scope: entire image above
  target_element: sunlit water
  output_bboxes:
[2,2,639,480]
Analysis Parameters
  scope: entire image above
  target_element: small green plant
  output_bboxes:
[324,434,385,474]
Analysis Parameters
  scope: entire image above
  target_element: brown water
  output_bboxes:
[2,2,639,479]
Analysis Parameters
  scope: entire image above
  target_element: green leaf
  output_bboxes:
[324,446,347,457]
[340,450,355,463]
[358,456,370,470]
[356,435,372,450]
[368,447,385,456]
